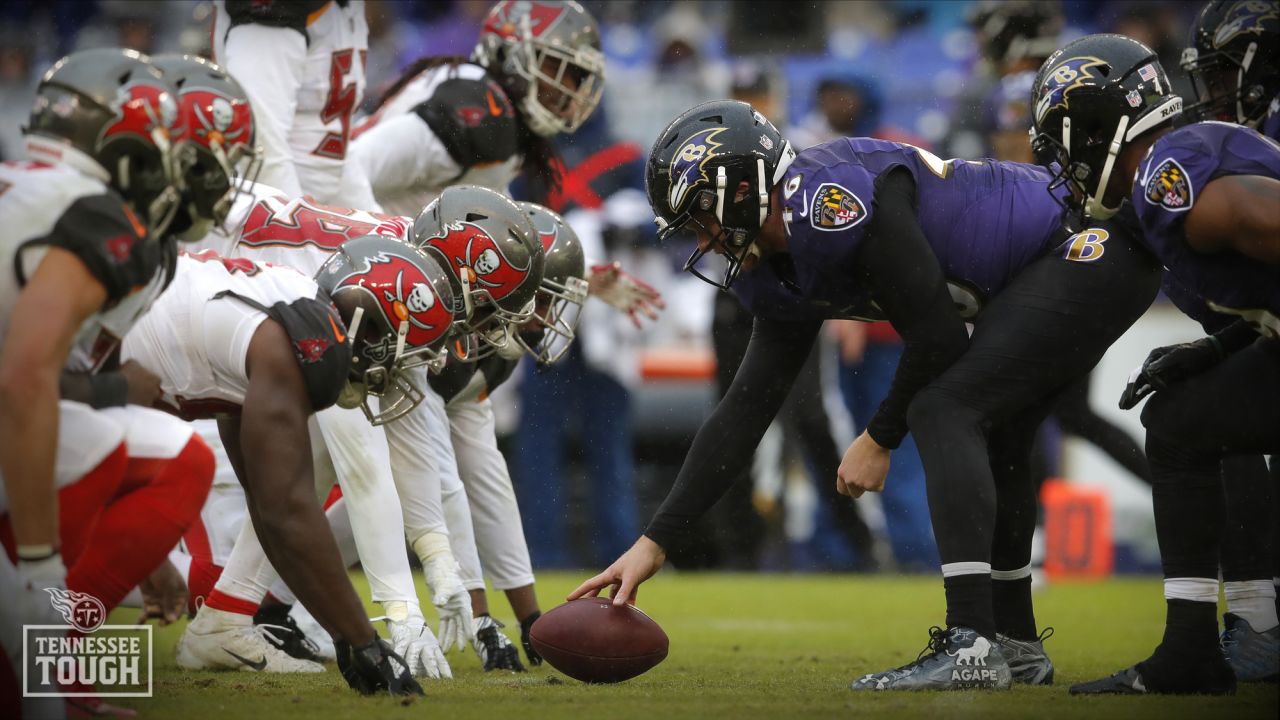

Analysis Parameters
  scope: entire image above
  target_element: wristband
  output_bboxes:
[17,544,59,562]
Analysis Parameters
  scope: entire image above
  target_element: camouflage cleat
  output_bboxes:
[996,627,1054,685]
[1221,613,1280,683]
[850,626,1012,691]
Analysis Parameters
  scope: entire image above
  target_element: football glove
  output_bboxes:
[335,636,424,696]
[377,603,451,679]
[519,611,544,666]
[589,262,665,329]
[1119,336,1224,410]
[473,614,525,672]
[423,556,473,653]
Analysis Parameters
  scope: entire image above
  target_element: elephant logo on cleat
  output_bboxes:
[947,636,991,666]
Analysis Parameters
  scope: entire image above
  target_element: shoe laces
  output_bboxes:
[246,623,303,660]
[258,615,321,656]
[917,626,951,661]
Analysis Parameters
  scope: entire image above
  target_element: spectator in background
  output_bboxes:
[0,29,35,161]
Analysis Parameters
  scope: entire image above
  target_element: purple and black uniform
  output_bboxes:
[1261,96,1280,141]
[646,135,1161,605]
[1133,121,1280,338]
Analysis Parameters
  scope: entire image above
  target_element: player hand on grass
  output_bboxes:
[836,430,890,499]
[137,557,187,625]
[569,536,666,607]
[336,636,425,696]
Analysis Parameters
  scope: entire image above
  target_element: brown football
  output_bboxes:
[529,598,669,683]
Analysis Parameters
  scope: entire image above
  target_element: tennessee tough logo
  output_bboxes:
[1034,56,1109,124]
[420,221,532,303]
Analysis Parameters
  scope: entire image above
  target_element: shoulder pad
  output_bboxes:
[21,192,163,304]
[224,0,328,36]
[413,77,519,169]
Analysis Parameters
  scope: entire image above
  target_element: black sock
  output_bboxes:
[992,576,1037,640]
[1142,600,1220,672]
[944,573,995,639]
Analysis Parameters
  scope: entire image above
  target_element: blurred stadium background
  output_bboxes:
[0,0,1212,579]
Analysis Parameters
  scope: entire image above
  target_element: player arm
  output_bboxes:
[642,317,823,551]
[1183,174,1280,264]
[234,318,374,646]
[222,22,306,197]
[345,114,451,210]
[858,168,970,449]
[0,249,107,549]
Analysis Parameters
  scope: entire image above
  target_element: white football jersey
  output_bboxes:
[0,157,169,373]
[121,252,319,417]
[193,180,411,277]
[343,62,521,216]
[213,0,368,201]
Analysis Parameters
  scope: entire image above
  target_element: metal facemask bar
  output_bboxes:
[356,365,426,426]
[515,275,589,365]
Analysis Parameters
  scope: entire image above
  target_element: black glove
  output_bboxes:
[1119,336,1224,410]
[520,611,543,667]
[335,637,424,696]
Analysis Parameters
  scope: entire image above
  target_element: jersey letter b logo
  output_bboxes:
[1063,228,1108,263]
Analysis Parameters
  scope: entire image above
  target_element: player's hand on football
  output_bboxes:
[589,262,666,329]
[137,558,187,626]
[1119,337,1224,410]
[335,636,425,696]
[422,556,473,653]
[381,607,452,680]
[120,359,163,406]
[568,535,666,607]
[837,431,890,498]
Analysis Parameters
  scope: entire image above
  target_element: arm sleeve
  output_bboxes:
[643,317,822,549]
[859,168,971,449]
[222,22,306,198]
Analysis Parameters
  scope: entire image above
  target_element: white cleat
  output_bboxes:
[176,606,325,673]
[289,603,337,662]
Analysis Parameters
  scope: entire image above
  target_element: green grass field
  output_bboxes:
[107,571,1278,720]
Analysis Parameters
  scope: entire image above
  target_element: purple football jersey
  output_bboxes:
[1132,121,1280,335]
[732,137,1068,322]
[1262,95,1280,141]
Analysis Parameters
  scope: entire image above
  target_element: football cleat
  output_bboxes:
[1070,665,1150,695]
[996,627,1055,685]
[1071,655,1236,696]
[473,614,526,672]
[850,626,1011,691]
[1220,613,1280,683]
[253,602,324,664]
[176,606,324,673]
[289,602,337,661]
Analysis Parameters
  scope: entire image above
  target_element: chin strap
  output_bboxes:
[1085,115,1129,220]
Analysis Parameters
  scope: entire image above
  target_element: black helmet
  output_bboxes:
[1030,34,1183,219]
[1181,0,1280,126]
[514,201,587,365]
[151,54,261,242]
[315,235,456,426]
[26,48,182,236]
[645,100,795,289]
[410,185,545,360]
[968,0,1064,67]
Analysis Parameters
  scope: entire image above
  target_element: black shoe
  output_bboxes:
[520,611,544,667]
[1071,655,1236,696]
[254,602,324,664]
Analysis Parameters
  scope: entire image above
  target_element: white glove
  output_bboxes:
[378,603,451,680]
[423,556,474,653]
[588,262,666,329]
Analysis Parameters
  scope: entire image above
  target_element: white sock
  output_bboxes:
[1224,580,1279,632]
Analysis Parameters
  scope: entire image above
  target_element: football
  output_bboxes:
[529,598,670,683]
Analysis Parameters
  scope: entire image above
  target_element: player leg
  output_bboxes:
[179,420,250,617]
[1218,454,1278,682]
[1074,339,1280,694]
[853,226,1160,691]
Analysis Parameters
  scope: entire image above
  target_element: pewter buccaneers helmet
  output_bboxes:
[152,54,262,242]
[315,235,456,426]
[515,201,587,365]
[26,48,183,236]
[473,0,605,136]
[411,185,545,360]
[1029,34,1183,220]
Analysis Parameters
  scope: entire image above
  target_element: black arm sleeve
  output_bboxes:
[413,77,520,170]
[859,167,971,449]
[15,192,159,305]
[643,317,822,550]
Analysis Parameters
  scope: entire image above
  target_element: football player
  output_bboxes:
[211,0,367,200]
[570,99,1162,691]
[0,48,218,714]
[122,238,449,696]
[1178,0,1280,684]
[1030,34,1280,694]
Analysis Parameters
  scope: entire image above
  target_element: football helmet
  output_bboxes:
[514,202,587,365]
[1029,34,1183,219]
[26,47,183,236]
[1181,0,1280,127]
[645,99,795,289]
[315,235,456,426]
[411,185,545,361]
[152,54,262,242]
[473,0,605,137]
